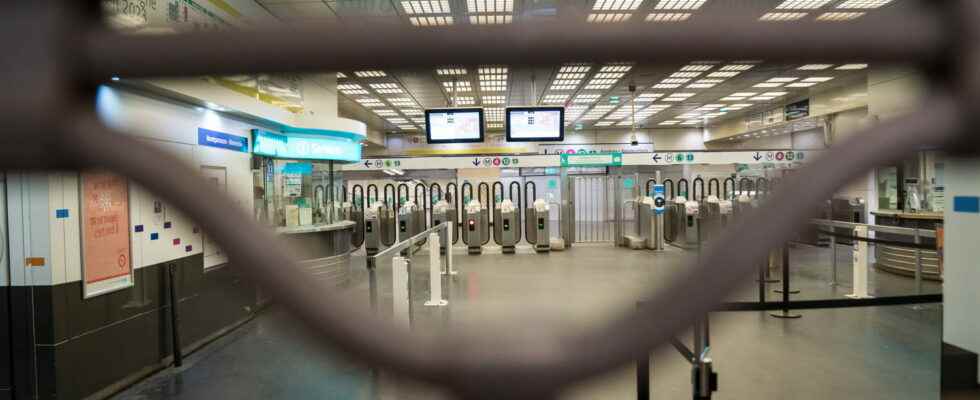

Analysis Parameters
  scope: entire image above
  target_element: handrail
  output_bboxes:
[367,222,451,269]
[809,218,937,238]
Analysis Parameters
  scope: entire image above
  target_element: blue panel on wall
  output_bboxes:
[953,196,980,213]
[55,209,69,218]
[198,128,249,152]
[134,225,144,232]
[164,221,172,229]
[150,233,159,240]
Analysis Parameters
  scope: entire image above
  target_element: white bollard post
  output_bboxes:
[425,232,448,306]
[846,225,873,299]
[392,256,411,328]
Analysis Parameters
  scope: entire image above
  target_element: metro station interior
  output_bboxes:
[2,0,979,399]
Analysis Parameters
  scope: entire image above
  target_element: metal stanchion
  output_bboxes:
[911,228,925,311]
[770,244,802,319]
[829,235,839,287]
[424,232,448,307]
[392,256,411,329]
[636,303,651,400]
[774,245,800,295]
[167,263,183,367]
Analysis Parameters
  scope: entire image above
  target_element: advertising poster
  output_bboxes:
[81,170,134,298]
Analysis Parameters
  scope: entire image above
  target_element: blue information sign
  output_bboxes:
[198,128,249,152]
[652,184,666,215]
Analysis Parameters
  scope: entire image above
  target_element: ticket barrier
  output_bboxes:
[669,196,701,249]
[494,199,520,254]
[431,199,457,255]
[525,199,551,253]
[364,203,393,256]
[397,200,420,256]
[462,199,486,255]
[627,197,656,250]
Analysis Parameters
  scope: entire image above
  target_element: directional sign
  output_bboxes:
[652,153,662,163]
[560,152,623,167]
[653,184,666,215]
[753,152,762,161]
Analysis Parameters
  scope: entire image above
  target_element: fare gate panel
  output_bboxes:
[573,176,615,243]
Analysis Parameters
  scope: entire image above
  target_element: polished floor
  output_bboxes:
[115,242,944,400]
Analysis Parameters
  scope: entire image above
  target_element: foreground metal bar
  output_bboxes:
[85,15,946,79]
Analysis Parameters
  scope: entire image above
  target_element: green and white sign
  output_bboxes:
[560,152,623,167]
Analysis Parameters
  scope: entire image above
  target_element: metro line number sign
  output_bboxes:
[560,152,623,167]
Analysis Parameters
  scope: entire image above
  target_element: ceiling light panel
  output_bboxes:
[370,83,404,94]
[798,64,834,70]
[386,97,417,107]
[467,0,513,12]
[836,0,893,9]
[542,94,570,104]
[354,70,386,78]
[646,13,691,22]
[412,117,426,124]
[397,125,418,130]
[443,81,473,92]
[387,118,410,124]
[635,93,664,101]
[453,96,476,105]
[762,92,788,96]
[375,109,399,116]
[469,15,513,24]
[574,93,602,103]
[487,122,503,129]
[437,67,467,75]
[485,107,505,121]
[753,82,784,88]
[719,64,755,71]
[785,82,817,87]
[595,121,615,126]
[817,12,865,21]
[560,65,592,74]
[654,0,707,10]
[767,77,799,82]
[652,83,683,89]
[659,120,681,125]
[660,78,691,84]
[338,83,369,95]
[670,72,703,78]
[836,63,868,70]
[775,0,833,9]
[759,12,808,21]
[401,1,451,14]
[680,64,714,72]
[337,72,347,78]
[556,72,588,80]
[410,16,454,26]
[681,120,700,125]
[750,96,777,101]
[549,82,581,91]
[617,120,637,126]
[687,79,724,88]
[482,95,505,104]
[802,76,834,82]
[587,13,633,23]
[601,64,633,73]
[356,98,385,107]
[401,109,424,116]
[706,71,741,78]
[594,0,644,11]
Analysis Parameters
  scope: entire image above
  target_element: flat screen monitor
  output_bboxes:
[425,108,485,144]
[506,107,565,142]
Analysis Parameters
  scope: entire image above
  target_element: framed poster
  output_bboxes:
[80,170,133,298]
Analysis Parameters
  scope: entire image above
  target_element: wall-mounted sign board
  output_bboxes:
[560,152,623,167]
[80,170,134,298]
[343,151,820,171]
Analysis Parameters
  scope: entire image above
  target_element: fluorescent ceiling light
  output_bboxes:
[549,83,580,91]
[397,125,418,130]
[786,82,817,88]
[653,83,683,89]
[802,76,834,82]
[775,0,833,9]
[680,64,714,72]
[487,122,503,128]
[659,120,681,125]
[836,0,893,9]
[836,63,868,70]
[386,97,417,107]
[437,68,467,75]
[410,16,454,26]
[354,70,386,78]
[707,71,741,78]
[467,0,513,13]
[600,64,633,73]
[401,109,424,116]
[767,77,799,82]
[655,0,707,10]
[442,81,473,92]
[560,65,592,73]
[731,92,758,96]
[587,13,633,23]
[556,72,588,80]
[617,120,637,126]
[453,96,476,105]
[595,121,615,126]
[762,91,788,96]
[375,109,398,116]
[817,12,865,21]
[388,118,410,124]
[635,93,664,101]
[750,96,777,101]
[720,96,744,101]
[542,94,570,104]
[594,0,644,11]
[719,64,755,71]
[681,120,700,125]
[759,12,808,21]
[356,98,385,107]
[753,82,784,88]
[336,72,347,78]
[670,72,702,78]
[646,13,691,22]
[370,83,404,94]
[574,94,602,103]
[661,78,691,84]
[482,95,505,104]
[338,83,369,95]
[402,1,451,14]
[798,64,834,70]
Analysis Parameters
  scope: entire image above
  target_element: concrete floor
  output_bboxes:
[115,243,945,400]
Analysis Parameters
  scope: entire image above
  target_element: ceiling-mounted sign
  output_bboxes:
[560,152,623,167]
[252,129,361,162]
[609,96,621,104]
[198,128,248,152]
[785,99,810,121]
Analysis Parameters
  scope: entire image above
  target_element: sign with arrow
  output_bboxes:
[753,152,762,161]
[652,153,662,163]
[472,158,480,166]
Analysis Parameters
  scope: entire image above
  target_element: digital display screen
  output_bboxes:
[426,108,485,143]
[506,107,564,142]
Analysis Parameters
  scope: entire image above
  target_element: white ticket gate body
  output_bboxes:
[494,199,519,254]
[526,199,551,253]
[431,200,457,255]
[364,204,386,256]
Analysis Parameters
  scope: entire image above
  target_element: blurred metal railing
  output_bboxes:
[3,1,974,398]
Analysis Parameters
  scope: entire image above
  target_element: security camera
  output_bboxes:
[631,139,639,146]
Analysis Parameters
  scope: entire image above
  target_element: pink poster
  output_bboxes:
[81,170,131,284]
